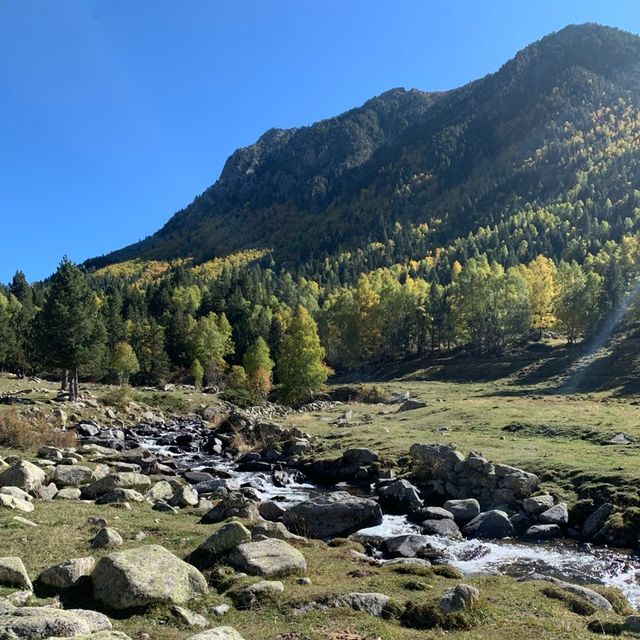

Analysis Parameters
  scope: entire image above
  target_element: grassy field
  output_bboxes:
[1,343,640,638]
[0,500,630,640]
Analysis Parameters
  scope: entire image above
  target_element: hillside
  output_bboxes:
[88,23,640,278]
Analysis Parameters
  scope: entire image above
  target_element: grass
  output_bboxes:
[0,499,628,640]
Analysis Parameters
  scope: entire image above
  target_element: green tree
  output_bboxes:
[36,257,104,399]
[191,358,204,389]
[243,336,275,401]
[111,341,140,385]
[277,307,330,405]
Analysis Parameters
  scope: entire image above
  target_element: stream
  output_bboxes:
[137,432,640,608]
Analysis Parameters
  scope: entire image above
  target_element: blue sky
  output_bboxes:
[2,1,640,283]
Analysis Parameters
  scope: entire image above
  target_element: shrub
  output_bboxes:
[0,409,76,451]
[432,564,464,580]
[102,384,134,410]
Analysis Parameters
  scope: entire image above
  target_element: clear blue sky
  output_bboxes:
[2,0,640,283]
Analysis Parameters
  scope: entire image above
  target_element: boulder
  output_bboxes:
[520,573,612,611]
[539,503,569,526]
[52,465,94,487]
[185,629,245,640]
[0,461,46,492]
[522,494,555,514]
[377,479,423,513]
[443,498,481,523]
[342,448,379,465]
[413,506,454,521]
[0,557,32,590]
[0,606,111,639]
[282,492,382,538]
[258,501,286,522]
[421,518,462,539]
[96,488,145,505]
[383,535,432,558]
[582,503,614,539]
[37,557,95,590]
[228,538,306,578]
[0,487,33,502]
[92,545,208,610]
[169,485,199,508]
[83,473,151,499]
[440,584,479,613]
[91,527,123,549]
[146,480,174,502]
[248,521,306,542]
[463,510,514,539]
[231,580,284,609]
[0,494,35,513]
[525,524,562,540]
[200,493,259,524]
[192,522,252,565]
[328,592,391,617]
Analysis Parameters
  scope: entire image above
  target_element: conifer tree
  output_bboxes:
[36,257,104,399]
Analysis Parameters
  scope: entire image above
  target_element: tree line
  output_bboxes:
[0,233,637,404]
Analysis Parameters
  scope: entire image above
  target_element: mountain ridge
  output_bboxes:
[87,22,640,272]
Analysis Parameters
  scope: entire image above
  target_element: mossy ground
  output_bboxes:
[0,500,629,640]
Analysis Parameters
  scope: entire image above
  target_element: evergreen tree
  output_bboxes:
[36,257,104,399]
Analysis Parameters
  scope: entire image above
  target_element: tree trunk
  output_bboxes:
[61,370,68,391]
[67,368,79,401]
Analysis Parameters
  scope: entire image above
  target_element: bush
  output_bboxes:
[400,600,478,630]
[102,384,134,410]
[143,392,189,413]
[0,409,76,451]
[432,564,464,580]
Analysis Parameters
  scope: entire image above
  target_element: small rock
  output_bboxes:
[91,527,123,549]
[440,584,479,613]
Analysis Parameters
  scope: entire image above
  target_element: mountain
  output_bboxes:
[88,24,640,275]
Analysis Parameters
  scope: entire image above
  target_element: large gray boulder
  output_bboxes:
[0,461,46,493]
[282,492,382,538]
[463,510,514,539]
[342,448,379,465]
[92,545,208,610]
[0,606,111,639]
[377,479,423,513]
[327,592,391,617]
[443,498,480,523]
[200,493,259,524]
[539,503,569,525]
[421,518,462,539]
[192,522,252,566]
[37,557,95,591]
[228,538,306,578]
[582,503,614,540]
[383,535,432,558]
[52,465,94,488]
[83,473,151,499]
[0,557,32,590]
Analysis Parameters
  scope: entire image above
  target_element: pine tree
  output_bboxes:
[276,307,330,405]
[36,257,104,399]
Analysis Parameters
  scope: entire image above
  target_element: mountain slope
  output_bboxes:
[88,23,640,272]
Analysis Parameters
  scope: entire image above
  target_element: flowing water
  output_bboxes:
[141,436,640,608]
